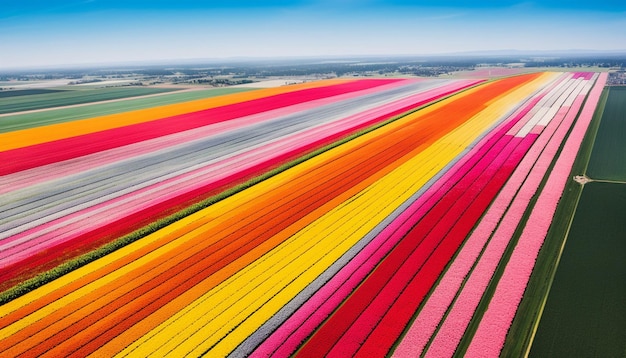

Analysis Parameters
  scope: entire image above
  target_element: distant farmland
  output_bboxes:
[0,86,178,114]
[0,72,614,356]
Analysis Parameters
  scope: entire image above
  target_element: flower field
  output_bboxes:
[0,77,478,289]
[0,72,607,356]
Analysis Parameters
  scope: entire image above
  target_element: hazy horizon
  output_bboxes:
[2,1,625,69]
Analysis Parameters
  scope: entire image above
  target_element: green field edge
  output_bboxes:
[452,85,608,357]
[0,87,255,133]
[500,87,609,357]
[584,86,626,182]
[0,80,484,306]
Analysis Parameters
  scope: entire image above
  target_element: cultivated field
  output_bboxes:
[0,72,610,356]
[586,86,626,181]
[530,182,626,357]
[0,87,178,115]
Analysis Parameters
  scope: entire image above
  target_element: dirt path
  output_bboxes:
[573,175,592,184]
[574,174,626,185]
[587,178,626,184]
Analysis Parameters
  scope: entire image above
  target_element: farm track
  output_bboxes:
[583,178,626,184]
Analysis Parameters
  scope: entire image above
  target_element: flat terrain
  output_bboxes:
[0,71,614,356]
[0,89,67,98]
[530,85,626,357]
[530,182,626,357]
[0,87,178,115]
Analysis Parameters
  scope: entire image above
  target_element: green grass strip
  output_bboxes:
[0,81,484,306]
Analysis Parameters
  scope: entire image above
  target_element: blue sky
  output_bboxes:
[1,1,625,68]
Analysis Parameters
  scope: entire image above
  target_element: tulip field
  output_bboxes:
[0,71,608,356]
[0,78,479,290]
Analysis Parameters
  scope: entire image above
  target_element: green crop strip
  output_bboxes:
[529,182,626,357]
[586,87,626,181]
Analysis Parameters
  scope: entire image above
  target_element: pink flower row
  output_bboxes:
[393,72,599,357]
[426,75,589,357]
[466,72,606,357]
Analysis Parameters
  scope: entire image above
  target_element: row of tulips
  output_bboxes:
[0,74,543,357]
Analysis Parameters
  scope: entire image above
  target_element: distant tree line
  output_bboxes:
[2,55,624,82]
[523,57,625,68]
